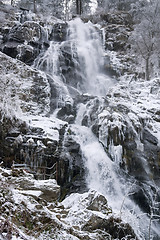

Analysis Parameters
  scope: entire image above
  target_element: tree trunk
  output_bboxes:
[145,57,150,81]
[76,0,82,15]
[33,0,37,13]
[65,0,69,21]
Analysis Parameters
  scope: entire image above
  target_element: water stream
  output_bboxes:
[67,18,113,95]
[33,17,160,239]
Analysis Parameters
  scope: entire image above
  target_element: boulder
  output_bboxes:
[2,21,48,65]
[0,51,50,115]
[82,215,138,239]
[86,190,112,214]
[13,172,60,202]
[57,102,76,123]
[2,41,19,58]
[57,130,86,197]
[49,23,68,42]
[7,21,44,43]
[142,129,158,145]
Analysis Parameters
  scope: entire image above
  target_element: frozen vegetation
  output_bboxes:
[0,0,160,239]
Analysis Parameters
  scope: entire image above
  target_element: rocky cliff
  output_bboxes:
[0,1,160,239]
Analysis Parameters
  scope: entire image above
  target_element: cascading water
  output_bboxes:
[34,18,114,99]
[67,18,114,95]
[35,41,61,76]
[33,17,160,239]
[71,114,148,240]
[34,40,72,109]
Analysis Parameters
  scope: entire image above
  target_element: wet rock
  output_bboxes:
[64,138,80,153]
[57,131,86,197]
[91,124,99,137]
[0,51,50,115]
[2,21,48,65]
[124,140,137,151]
[124,150,151,181]
[7,21,44,43]
[3,41,19,58]
[142,129,158,145]
[59,41,86,90]
[17,44,40,64]
[82,215,138,239]
[82,115,89,126]
[130,185,151,214]
[57,102,76,123]
[108,125,122,146]
[86,191,112,214]
[49,23,68,42]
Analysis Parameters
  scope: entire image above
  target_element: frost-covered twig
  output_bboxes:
[119,181,136,218]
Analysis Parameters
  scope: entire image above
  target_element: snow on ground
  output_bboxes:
[1,167,122,239]
[113,77,160,141]
[23,115,67,142]
[101,50,160,146]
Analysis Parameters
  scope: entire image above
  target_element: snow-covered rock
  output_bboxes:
[0,2,160,239]
[0,167,138,239]
[0,51,50,117]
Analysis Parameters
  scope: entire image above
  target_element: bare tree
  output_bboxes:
[64,0,70,21]
[33,0,37,13]
[148,183,160,240]
[129,0,160,80]
[76,0,82,15]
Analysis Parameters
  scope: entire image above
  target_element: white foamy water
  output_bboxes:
[32,18,160,239]
[68,18,113,95]
[70,123,147,239]
[35,17,113,97]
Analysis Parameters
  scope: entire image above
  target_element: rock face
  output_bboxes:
[82,216,138,239]
[0,3,160,239]
[0,51,50,115]
[1,21,48,65]
[49,22,68,42]
[80,77,160,219]
[0,47,85,197]
[58,127,87,197]
[0,49,84,196]
[0,8,68,66]
[102,12,133,52]
[0,49,53,172]
[14,173,60,202]
[0,168,138,240]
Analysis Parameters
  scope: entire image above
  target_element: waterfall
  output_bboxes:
[34,17,114,100]
[34,41,61,76]
[72,106,160,239]
[33,18,160,239]
[67,18,113,95]
[70,121,148,239]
